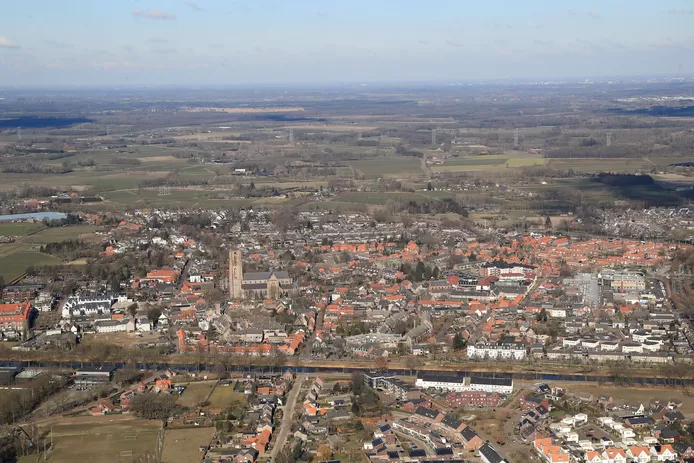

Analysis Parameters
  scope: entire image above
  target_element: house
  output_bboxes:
[651,444,678,461]
[479,443,507,463]
[461,427,484,450]
[627,446,651,463]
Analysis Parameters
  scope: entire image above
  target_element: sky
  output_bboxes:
[1,0,694,87]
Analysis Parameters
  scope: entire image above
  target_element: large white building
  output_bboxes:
[415,373,513,395]
[467,342,526,360]
[62,292,115,319]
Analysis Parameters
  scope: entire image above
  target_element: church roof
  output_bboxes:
[243,271,290,281]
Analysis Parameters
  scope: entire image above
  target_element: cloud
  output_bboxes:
[534,40,553,47]
[0,37,20,49]
[132,8,176,20]
[185,1,204,11]
[446,40,463,48]
[665,8,694,15]
[149,36,169,43]
[587,11,600,19]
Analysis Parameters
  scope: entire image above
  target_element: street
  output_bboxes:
[271,373,307,458]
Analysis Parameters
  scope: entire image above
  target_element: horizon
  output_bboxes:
[2,0,694,86]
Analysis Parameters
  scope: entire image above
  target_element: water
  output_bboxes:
[0,212,67,222]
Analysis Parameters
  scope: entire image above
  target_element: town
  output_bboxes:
[0,202,693,463]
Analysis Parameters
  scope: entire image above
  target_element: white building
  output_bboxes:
[467,342,526,360]
[415,373,513,394]
[95,319,128,333]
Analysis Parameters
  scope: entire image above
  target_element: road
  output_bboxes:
[271,373,307,458]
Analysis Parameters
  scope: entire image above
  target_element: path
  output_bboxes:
[271,373,307,458]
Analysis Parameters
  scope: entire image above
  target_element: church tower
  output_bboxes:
[228,249,243,299]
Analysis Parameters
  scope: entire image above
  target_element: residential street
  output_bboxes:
[271,373,307,458]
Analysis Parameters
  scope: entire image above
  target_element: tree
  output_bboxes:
[545,216,553,229]
[127,303,138,319]
[351,371,364,395]
[147,306,162,323]
[453,333,467,350]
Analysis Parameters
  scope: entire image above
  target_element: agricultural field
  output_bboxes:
[0,251,61,282]
[24,226,100,244]
[348,158,422,179]
[175,380,216,408]
[39,417,162,463]
[161,427,215,463]
[0,222,45,237]
[432,153,544,172]
[207,381,247,409]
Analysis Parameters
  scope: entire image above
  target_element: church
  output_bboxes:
[228,250,293,299]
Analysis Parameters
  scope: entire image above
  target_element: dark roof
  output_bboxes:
[626,416,651,425]
[442,414,463,430]
[417,372,465,384]
[415,407,440,420]
[479,443,505,463]
[461,426,480,442]
[409,449,426,457]
[660,427,680,437]
[470,376,513,387]
[435,448,454,456]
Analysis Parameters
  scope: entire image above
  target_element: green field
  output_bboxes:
[0,222,45,237]
[0,251,62,281]
[39,419,162,463]
[433,153,543,172]
[24,226,100,244]
[207,381,247,408]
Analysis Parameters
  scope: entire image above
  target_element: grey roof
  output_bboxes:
[479,443,505,463]
[243,271,290,281]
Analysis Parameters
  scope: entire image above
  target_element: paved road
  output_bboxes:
[271,373,307,458]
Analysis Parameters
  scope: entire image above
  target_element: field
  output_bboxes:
[207,381,246,408]
[432,153,544,172]
[39,416,162,462]
[0,222,45,237]
[0,251,61,281]
[348,158,422,179]
[23,226,100,244]
[176,380,216,408]
[160,427,215,463]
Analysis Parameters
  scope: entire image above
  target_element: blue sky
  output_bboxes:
[1,0,693,86]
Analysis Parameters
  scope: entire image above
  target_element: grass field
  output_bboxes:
[0,222,45,237]
[24,226,100,244]
[348,158,422,179]
[0,251,61,281]
[42,418,162,463]
[432,153,543,172]
[161,427,215,463]
[207,381,246,408]
[176,380,216,408]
